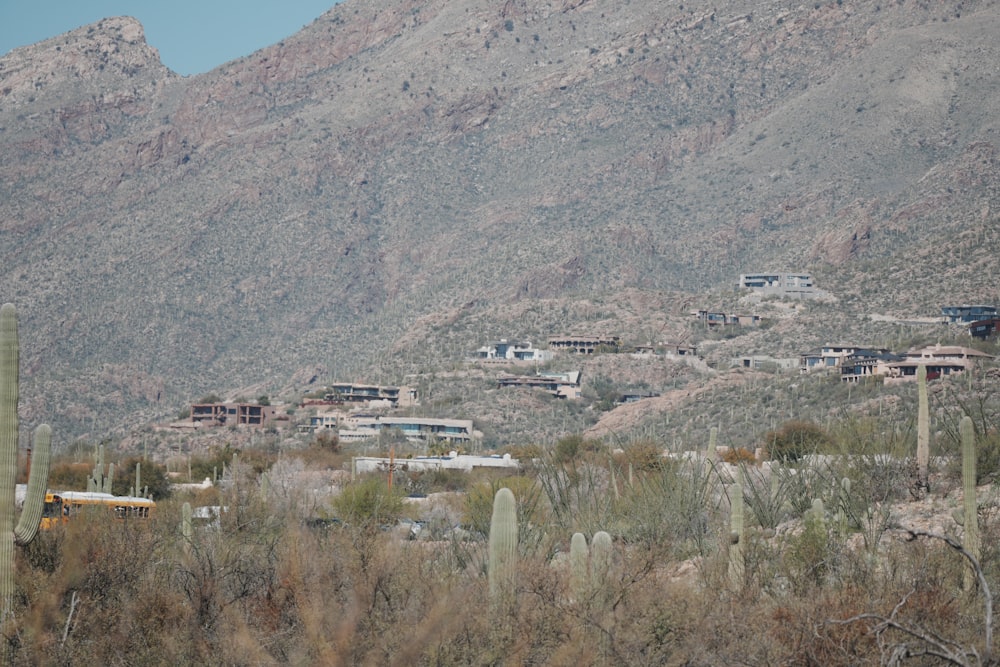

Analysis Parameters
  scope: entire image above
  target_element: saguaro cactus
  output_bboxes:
[590,530,613,610]
[707,426,719,464]
[181,501,193,559]
[88,445,114,495]
[0,304,52,623]
[728,478,745,589]
[488,487,518,614]
[131,462,141,499]
[961,415,980,591]
[569,532,588,602]
[590,530,614,663]
[916,364,930,494]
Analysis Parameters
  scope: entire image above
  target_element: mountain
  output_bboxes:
[1,0,998,444]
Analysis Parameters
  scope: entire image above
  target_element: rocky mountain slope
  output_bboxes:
[1,0,998,443]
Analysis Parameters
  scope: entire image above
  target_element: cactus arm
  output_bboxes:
[105,462,115,494]
[14,425,51,546]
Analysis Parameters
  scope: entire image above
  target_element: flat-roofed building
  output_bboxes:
[547,335,620,354]
[320,383,416,407]
[941,305,997,324]
[353,452,519,475]
[190,403,275,427]
[839,350,905,382]
[738,272,818,298]
[884,344,995,383]
[338,416,478,444]
[472,339,553,363]
[497,370,582,399]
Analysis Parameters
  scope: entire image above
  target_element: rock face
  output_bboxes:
[1,17,168,101]
[1,0,999,437]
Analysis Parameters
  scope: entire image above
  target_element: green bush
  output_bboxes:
[333,476,404,526]
[764,420,832,462]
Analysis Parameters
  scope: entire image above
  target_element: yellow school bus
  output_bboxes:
[41,491,155,528]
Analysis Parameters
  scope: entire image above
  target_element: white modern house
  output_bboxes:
[352,452,519,476]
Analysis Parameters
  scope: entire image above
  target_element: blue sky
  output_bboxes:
[0,1,338,76]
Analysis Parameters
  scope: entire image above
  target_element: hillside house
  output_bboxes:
[969,319,1000,340]
[547,335,620,354]
[696,310,729,327]
[338,416,478,445]
[695,310,762,327]
[800,344,876,371]
[497,370,582,399]
[662,342,698,357]
[190,403,275,427]
[732,355,799,372]
[618,392,661,404]
[941,305,998,324]
[884,344,995,383]
[320,383,416,407]
[737,272,819,298]
[472,339,553,363]
[300,411,340,433]
[839,350,905,382]
[904,344,994,364]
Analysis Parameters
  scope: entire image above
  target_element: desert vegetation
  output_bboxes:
[3,392,998,665]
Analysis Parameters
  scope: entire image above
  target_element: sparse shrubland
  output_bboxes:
[6,417,999,664]
[4,361,999,663]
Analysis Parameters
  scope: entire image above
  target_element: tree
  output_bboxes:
[764,420,832,462]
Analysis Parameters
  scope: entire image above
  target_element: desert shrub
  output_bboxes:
[46,460,93,490]
[784,502,834,592]
[288,442,345,471]
[333,475,404,527]
[764,420,832,462]
[722,447,756,465]
[188,445,238,482]
[403,467,468,494]
[615,439,665,472]
[816,438,911,554]
[535,457,618,538]
[740,465,801,530]
[554,434,584,462]
[313,429,340,452]
[613,458,718,554]
[501,443,542,461]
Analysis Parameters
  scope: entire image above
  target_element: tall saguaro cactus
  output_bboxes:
[916,364,930,494]
[569,532,588,602]
[961,415,980,591]
[707,426,719,464]
[728,478,745,589]
[590,530,613,611]
[488,487,518,615]
[0,304,52,624]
